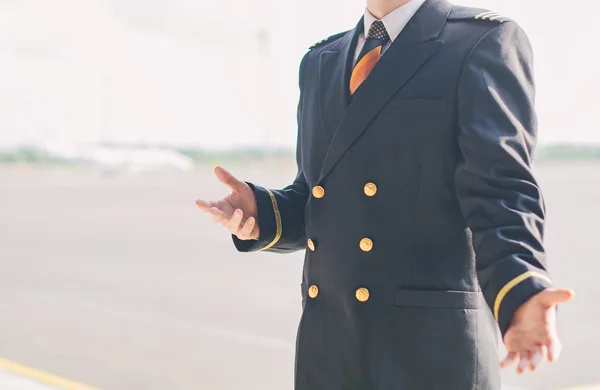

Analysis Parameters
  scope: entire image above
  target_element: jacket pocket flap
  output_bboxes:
[395,289,484,309]
[382,98,447,113]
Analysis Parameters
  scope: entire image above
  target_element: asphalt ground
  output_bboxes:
[0,162,598,390]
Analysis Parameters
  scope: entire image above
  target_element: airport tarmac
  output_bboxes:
[0,162,598,390]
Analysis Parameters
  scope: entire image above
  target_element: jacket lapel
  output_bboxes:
[318,20,363,140]
[318,0,452,180]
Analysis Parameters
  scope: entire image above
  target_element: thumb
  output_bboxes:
[214,166,246,193]
[540,288,575,305]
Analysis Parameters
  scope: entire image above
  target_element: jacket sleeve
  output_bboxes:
[455,21,552,336]
[232,54,310,254]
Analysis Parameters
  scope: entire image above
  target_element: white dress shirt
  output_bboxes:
[354,0,427,65]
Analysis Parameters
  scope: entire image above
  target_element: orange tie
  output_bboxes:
[350,20,390,95]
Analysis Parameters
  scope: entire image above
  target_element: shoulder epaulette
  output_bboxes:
[308,31,347,50]
[448,6,513,23]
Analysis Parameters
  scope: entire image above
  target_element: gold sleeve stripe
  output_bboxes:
[493,271,553,321]
[260,189,282,251]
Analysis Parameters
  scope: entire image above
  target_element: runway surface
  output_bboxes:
[0,370,58,390]
[0,162,598,390]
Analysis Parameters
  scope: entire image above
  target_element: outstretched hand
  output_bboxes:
[501,288,574,374]
[196,166,259,240]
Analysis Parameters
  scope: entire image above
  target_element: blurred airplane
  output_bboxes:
[41,141,195,175]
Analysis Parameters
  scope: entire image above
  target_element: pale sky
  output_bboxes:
[0,0,598,149]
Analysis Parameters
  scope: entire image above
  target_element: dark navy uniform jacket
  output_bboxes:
[234,0,553,388]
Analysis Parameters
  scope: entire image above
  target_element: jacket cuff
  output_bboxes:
[232,183,282,252]
[484,265,552,336]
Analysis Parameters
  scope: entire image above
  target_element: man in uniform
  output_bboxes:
[196,0,574,388]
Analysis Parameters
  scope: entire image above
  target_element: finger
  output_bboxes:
[227,209,244,233]
[517,353,531,374]
[547,338,562,363]
[196,199,214,212]
[530,345,548,372]
[236,217,256,240]
[214,166,246,193]
[541,288,575,305]
[540,344,549,362]
[500,351,519,368]
[209,207,228,223]
[529,347,544,372]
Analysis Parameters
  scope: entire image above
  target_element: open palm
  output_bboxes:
[501,288,574,374]
[196,166,259,240]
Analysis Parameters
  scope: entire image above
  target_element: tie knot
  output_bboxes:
[367,20,390,42]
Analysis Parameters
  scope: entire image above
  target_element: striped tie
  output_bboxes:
[350,20,390,95]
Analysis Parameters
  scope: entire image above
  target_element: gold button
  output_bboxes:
[312,186,325,199]
[356,288,370,302]
[364,182,377,197]
[307,239,316,252]
[360,238,373,252]
[308,285,319,298]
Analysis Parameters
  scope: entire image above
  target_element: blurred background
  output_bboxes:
[0,0,598,389]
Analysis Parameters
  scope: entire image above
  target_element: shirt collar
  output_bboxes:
[363,0,426,42]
